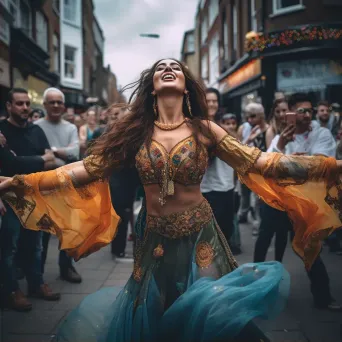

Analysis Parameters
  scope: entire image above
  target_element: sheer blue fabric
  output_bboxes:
[54,202,290,342]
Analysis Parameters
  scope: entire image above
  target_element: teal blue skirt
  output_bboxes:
[55,199,289,342]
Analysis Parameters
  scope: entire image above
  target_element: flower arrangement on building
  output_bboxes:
[245,26,342,53]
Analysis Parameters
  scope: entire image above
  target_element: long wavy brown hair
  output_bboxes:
[89,58,216,177]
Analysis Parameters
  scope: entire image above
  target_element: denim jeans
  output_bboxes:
[0,203,43,294]
[41,232,73,273]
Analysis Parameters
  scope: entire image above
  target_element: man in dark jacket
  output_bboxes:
[0,88,60,312]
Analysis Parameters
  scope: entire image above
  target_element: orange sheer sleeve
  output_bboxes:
[3,158,120,261]
[215,134,341,269]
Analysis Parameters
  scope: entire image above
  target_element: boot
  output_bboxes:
[28,284,61,301]
[60,266,82,283]
[6,289,32,312]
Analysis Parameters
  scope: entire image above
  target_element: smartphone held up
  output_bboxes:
[285,112,296,126]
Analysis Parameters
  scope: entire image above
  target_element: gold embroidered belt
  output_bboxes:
[146,199,212,239]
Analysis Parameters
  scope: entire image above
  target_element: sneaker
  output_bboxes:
[60,266,82,283]
[28,284,61,301]
[6,289,32,312]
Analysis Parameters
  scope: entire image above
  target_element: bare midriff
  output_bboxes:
[144,183,204,216]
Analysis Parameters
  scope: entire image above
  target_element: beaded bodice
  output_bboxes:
[135,135,208,187]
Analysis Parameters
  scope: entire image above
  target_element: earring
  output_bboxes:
[186,93,193,117]
[153,96,158,118]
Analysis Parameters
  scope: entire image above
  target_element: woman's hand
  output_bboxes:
[276,125,296,152]
[246,125,260,144]
[0,176,13,196]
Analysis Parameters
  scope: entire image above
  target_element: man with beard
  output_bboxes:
[255,93,341,311]
[314,101,339,139]
[0,88,60,311]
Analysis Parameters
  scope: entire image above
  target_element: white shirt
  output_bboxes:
[267,122,336,157]
[201,157,235,193]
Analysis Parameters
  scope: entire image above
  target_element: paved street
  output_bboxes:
[1,222,342,342]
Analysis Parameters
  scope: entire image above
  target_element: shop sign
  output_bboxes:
[0,58,10,88]
[219,59,261,93]
[28,76,50,107]
[277,59,342,92]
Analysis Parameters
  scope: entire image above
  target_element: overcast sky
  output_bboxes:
[94,0,198,96]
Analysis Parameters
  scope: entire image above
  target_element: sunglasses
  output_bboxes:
[296,108,313,115]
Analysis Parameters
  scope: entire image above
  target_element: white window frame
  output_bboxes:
[36,11,48,51]
[64,44,77,79]
[250,0,257,32]
[63,0,78,25]
[53,34,60,73]
[208,0,219,29]
[272,0,304,15]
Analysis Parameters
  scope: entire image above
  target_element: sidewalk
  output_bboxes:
[1,223,342,342]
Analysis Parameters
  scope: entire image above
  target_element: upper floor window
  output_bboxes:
[53,0,60,14]
[53,34,60,72]
[187,33,194,53]
[201,14,208,44]
[273,0,303,14]
[20,0,32,37]
[36,11,48,51]
[64,45,77,79]
[64,0,77,23]
[250,0,257,32]
[232,2,238,57]
[222,14,229,60]
[208,0,219,28]
[209,33,219,85]
[0,14,10,45]
[201,53,208,83]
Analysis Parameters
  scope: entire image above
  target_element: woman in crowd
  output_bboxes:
[79,107,98,156]
[0,59,341,342]
[28,108,45,123]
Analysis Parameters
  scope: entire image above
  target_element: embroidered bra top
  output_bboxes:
[83,134,262,204]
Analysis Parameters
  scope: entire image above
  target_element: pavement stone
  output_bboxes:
[2,222,342,341]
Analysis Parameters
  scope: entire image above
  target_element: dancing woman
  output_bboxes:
[0,59,341,342]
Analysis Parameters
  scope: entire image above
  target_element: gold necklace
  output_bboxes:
[154,118,187,131]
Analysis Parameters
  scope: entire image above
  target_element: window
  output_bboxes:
[187,33,194,53]
[64,45,76,78]
[0,14,10,44]
[19,1,32,37]
[53,34,60,72]
[232,2,238,58]
[64,0,76,23]
[201,14,208,44]
[201,54,208,82]
[250,0,257,32]
[273,0,303,14]
[53,0,60,14]
[208,0,219,28]
[222,12,229,60]
[9,0,19,27]
[209,34,219,85]
[36,12,48,51]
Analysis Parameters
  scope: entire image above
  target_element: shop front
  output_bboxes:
[12,69,50,110]
[218,58,263,121]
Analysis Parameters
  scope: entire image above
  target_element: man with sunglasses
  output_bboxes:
[35,87,82,284]
[256,92,340,311]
